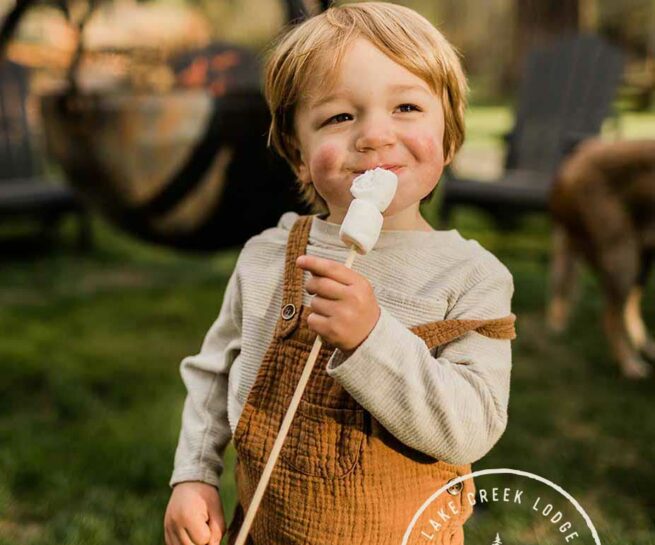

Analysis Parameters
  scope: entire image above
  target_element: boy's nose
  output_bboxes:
[355,116,395,152]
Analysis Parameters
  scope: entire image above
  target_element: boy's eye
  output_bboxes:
[323,104,420,126]
[325,113,352,125]
[398,103,420,112]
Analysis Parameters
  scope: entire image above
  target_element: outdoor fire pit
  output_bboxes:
[3,0,321,251]
[39,40,306,251]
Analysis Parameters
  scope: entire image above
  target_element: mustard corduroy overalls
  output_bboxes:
[227,214,516,545]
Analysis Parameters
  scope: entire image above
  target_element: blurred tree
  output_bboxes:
[504,0,579,95]
[415,0,512,101]
[599,0,654,109]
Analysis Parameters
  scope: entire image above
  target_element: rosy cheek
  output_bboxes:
[406,132,443,162]
[310,143,341,178]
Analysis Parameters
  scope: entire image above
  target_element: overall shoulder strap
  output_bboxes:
[411,313,517,350]
[275,214,314,339]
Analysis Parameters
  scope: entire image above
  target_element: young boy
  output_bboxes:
[164,3,516,545]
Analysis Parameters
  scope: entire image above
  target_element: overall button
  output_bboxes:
[281,303,296,320]
[447,478,463,495]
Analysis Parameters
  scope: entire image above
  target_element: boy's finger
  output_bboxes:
[306,312,331,338]
[204,487,226,539]
[165,527,181,545]
[305,276,346,300]
[309,295,338,317]
[183,524,208,545]
[177,528,196,545]
[296,255,356,284]
[207,517,223,545]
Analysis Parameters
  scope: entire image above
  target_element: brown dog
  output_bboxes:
[548,139,655,379]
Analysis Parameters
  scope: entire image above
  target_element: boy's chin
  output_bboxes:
[381,202,403,217]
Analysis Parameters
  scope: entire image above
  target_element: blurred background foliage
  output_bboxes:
[0,0,653,104]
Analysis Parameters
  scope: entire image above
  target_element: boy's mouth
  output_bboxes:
[353,165,404,175]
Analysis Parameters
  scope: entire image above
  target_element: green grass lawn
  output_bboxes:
[2,208,654,545]
[1,105,654,544]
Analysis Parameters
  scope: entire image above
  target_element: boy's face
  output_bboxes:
[292,38,448,225]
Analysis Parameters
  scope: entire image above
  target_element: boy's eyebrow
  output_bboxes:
[311,83,430,108]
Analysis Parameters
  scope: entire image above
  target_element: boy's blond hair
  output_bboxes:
[263,1,468,214]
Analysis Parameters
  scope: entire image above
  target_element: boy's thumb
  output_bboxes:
[208,516,223,545]
[206,499,225,545]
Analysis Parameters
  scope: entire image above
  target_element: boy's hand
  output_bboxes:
[296,255,380,354]
[164,481,225,545]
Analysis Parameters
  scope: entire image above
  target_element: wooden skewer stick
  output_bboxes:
[233,245,358,545]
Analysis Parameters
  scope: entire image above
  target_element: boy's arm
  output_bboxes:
[325,258,514,466]
[169,268,242,489]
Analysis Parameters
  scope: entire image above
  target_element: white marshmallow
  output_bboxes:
[339,199,383,255]
[338,168,399,254]
[350,167,398,212]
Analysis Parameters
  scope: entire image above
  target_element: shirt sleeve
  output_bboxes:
[325,259,514,466]
[169,267,242,489]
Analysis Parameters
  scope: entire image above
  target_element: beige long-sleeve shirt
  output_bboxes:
[170,211,514,489]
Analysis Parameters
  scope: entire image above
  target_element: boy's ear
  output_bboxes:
[289,139,311,185]
[443,147,456,167]
[296,163,311,185]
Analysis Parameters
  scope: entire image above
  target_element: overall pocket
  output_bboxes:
[279,398,365,479]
